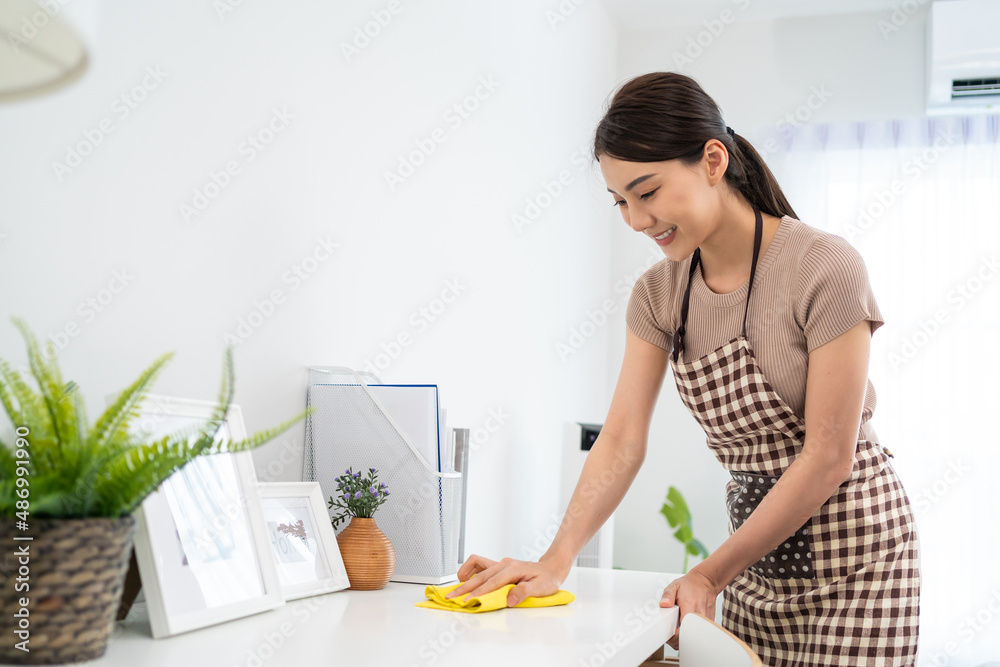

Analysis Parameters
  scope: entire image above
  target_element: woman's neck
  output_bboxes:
[698,203,782,295]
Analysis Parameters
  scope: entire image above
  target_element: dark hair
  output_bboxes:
[593,71,798,221]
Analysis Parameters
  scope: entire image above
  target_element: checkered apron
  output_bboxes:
[669,207,920,666]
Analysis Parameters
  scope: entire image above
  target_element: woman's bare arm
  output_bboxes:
[446,328,669,603]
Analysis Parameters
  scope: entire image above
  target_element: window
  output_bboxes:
[764,114,1000,665]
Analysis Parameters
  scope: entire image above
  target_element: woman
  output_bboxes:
[446,72,920,666]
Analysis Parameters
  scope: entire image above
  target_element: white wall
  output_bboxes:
[0,0,620,562]
[1,0,935,580]
[608,8,930,574]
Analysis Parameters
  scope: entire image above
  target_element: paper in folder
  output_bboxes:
[369,384,441,471]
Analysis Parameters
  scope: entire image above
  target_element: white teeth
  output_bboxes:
[655,227,677,240]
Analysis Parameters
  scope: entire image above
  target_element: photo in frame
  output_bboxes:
[125,394,285,639]
[257,482,351,600]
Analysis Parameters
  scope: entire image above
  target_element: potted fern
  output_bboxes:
[0,318,307,665]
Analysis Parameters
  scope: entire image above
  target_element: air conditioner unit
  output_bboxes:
[926,0,1000,116]
[559,422,614,569]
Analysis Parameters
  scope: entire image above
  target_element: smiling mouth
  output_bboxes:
[653,226,677,240]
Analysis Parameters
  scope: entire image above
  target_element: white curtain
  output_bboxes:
[761,113,1000,667]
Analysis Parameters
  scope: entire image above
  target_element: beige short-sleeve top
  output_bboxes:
[625,215,884,440]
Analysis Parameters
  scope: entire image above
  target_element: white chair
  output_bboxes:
[639,613,762,667]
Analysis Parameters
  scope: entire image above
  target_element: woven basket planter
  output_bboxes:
[0,515,136,665]
[336,517,395,590]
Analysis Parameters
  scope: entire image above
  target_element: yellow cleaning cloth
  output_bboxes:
[415,578,575,613]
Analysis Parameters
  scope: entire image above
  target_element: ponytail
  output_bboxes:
[593,71,798,221]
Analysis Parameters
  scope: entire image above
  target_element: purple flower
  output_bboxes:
[369,467,376,475]
[372,490,379,498]
[354,490,362,499]
[343,492,350,501]
[380,482,387,489]
[354,472,361,479]
[369,486,377,494]
[345,468,350,475]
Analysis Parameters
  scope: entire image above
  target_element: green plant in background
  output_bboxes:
[660,485,709,574]
[0,317,309,519]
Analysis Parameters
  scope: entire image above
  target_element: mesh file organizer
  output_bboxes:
[303,366,464,584]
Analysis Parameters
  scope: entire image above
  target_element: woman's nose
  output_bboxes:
[630,210,656,234]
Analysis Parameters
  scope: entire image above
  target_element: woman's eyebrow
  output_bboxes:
[606,173,656,195]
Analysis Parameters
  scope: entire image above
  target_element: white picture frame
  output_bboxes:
[257,482,351,600]
[125,394,285,639]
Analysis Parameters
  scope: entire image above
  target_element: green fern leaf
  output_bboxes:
[11,317,76,449]
[88,352,174,452]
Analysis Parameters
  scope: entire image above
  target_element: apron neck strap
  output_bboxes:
[742,206,763,339]
[671,206,764,364]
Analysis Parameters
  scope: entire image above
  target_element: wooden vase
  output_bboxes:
[336,516,396,590]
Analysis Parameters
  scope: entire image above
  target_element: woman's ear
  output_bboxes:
[703,139,729,186]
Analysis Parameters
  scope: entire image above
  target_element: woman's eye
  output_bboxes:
[613,188,658,207]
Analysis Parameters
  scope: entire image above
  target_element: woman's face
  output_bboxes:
[599,145,725,261]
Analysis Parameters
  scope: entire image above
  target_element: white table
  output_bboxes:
[88,567,682,666]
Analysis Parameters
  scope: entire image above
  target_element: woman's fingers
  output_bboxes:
[660,573,719,651]
[661,579,682,649]
[659,580,680,607]
[447,556,506,599]
[445,557,563,603]
[455,553,496,583]
[450,560,517,600]
[506,577,553,607]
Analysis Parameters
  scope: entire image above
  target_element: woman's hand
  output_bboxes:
[659,568,721,650]
[444,553,569,607]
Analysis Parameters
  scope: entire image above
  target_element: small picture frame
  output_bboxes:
[257,482,351,600]
[127,394,285,639]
